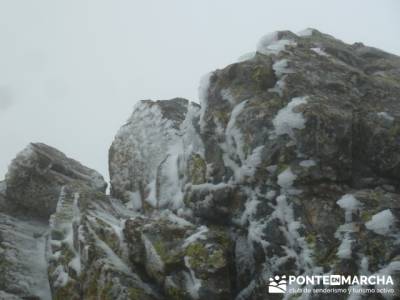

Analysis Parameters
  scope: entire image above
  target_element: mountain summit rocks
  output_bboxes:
[5,143,107,219]
[1,29,400,299]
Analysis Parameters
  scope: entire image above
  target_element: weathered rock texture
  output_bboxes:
[5,143,107,219]
[1,29,400,300]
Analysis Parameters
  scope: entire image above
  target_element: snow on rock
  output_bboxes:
[109,98,203,211]
[5,143,107,219]
[183,257,202,299]
[272,96,308,138]
[257,31,296,55]
[377,111,395,122]
[0,181,6,194]
[365,209,396,235]
[183,225,209,248]
[199,72,213,131]
[268,59,294,96]
[126,191,142,211]
[336,234,353,259]
[237,52,256,62]
[277,167,297,191]
[109,98,192,208]
[337,194,361,223]
[297,28,315,37]
[268,77,286,96]
[335,194,361,259]
[180,101,205,156]
[0,213,51,300]
[272,59,293,77]
[221,100,250,181]
[161,210,194,228]
[311,47,330,57]
[237,146,264,181]
[239,196,260,226]
[272,195,314,272]
[299,159,316,168]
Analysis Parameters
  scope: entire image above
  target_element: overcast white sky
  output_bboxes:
[0,0,399,182]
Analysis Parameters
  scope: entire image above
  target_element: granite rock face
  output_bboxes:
[5,143,107,219]
[1,29,400,299]
[108,98,198,205]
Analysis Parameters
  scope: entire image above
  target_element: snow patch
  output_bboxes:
[0,181,6,194]
[240,192,260,226]
[337,194,360,223]
[299,160,316,168]
[199,72,213,130]
[221,101,263,182]
[53,265,69,287]
[297,28,315,37]
[335,194,361,260]
[272,96,308,138]
[257,32,296,55]
[237,52,256,62]
[377,112,394,122]
[184,257,202,299]
[226,100,247,162]
[278,167,297,191]
[272,59,293,77]
[161,210,193,228]
[268,77,286,96]
[311,47,329,57]
[126,191,142,211]
[365,209,395,235]
[183,226,208,248]
[235,146,264,182]
[337,235,352,259]
[273,195,314,271]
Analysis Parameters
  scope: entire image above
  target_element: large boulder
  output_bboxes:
[4,143,107,219]
[0,212,51,299]
[123,211,233,300]
[47,182,160,300]
[114,28,400,299]
[109,98,203,210]
[197,28,400,299]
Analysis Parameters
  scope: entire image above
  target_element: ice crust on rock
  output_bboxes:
[365,209,396,235]
[272,96,308,138]
[257,31,296,55]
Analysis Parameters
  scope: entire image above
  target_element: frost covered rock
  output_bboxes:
[47,183,160,300]
[5,143,107,219]
[3,29,400,300]
[195,28,400,299]
[0,213,51,299]
[123,212,233,299]
[109,98,203,210]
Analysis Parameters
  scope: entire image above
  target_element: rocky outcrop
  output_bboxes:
[47,183,160,300]
[5,143,107,219]
[124,211,233,299]
[109,98,203,210]
[0,213,51,299]
[1,29,400,299]
[108,28,400,299]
